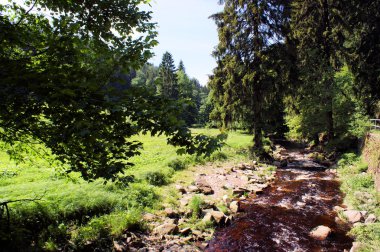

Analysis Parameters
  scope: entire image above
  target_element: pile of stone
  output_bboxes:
[117,161,277,251]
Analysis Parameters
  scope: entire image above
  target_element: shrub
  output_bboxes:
[124,183,158,209]
[168,158,188,171]
[189,195,204,220]
[209,151,228,161]
[144,171,169,186]
[347,174,374,191]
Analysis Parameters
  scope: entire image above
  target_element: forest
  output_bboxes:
[0,0,379,251]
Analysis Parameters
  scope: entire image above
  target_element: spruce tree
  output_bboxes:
[158,52,179,99]
[291,0,343,141]
[178,60,186,73]
[209,0,290,154]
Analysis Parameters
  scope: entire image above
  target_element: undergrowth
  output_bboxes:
[337,153,380,251]
[0,128,253,250]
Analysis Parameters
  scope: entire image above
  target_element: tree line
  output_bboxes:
[208,0,380,155]
[130,52,211,126]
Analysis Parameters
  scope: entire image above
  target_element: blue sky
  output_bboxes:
[147,0,224,86]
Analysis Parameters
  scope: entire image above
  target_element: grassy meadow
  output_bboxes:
[0,128,252,250]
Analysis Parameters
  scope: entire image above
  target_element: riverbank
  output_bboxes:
[335,133,380,252]
[116,160,276,251]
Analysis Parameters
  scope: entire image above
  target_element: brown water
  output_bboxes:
[207,150,353,252]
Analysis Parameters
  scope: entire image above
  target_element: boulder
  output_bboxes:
[223,183,235,190]
[195,179,214,195]
[343,210,363,223]
[188,185,199,193]
[233,188,249,196]
[179,227,192,236]
[113,241,127,252]
[309,225,331,240]
[202,212,213,223]
[241,175,249,182]
[229,201,240,213]
[164,208,178,218]
[210,211,226,224]
[273,161,281,167]
[333,206,345,212]
[222,195,231,205]
[153,223,179,236]
[142,213,157,222]
[350,242,363,252]
[175,185,187,194]
[365,214,377,224]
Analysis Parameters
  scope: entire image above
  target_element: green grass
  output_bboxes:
[0,128,253,250]
[337,153,380,251]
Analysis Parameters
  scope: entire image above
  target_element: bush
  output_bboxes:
[189,195,204,220]
[209,151,228,161]
[124,183,159,209]
[347,174,374,191]
[144,171,169,186]
[349,223,380,251]
[337,153,359,167]
[168,158,188,171]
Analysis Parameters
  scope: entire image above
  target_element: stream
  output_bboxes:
[206,148,353,252]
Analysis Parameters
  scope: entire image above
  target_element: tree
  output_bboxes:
[178,60,186,73]
[158,52,179,99]
[337,0,380,114]
[131,63,159,93]
[290,0,344,141]
[209,0,290,154]
[0,0,222,181]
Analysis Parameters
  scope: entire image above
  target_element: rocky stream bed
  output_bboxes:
[113,145,377,252]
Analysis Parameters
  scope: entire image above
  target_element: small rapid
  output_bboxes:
[206,149,353,252]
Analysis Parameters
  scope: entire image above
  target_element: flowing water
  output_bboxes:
[206,149,353,252]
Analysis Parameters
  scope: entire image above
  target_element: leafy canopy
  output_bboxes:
[0,0,222,181]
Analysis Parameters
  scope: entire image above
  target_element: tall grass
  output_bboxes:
[0,128,253,250]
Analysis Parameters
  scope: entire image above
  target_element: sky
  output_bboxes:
[147,0,224,86]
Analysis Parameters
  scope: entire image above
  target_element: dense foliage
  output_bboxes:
[131,55,211,126]
[0,0,221,181]
[209,0,379,153]
[209,0,292,153]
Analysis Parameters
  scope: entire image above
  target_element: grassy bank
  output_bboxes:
[337,153,380,251]
[0,128,252,250]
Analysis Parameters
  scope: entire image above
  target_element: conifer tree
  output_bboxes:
[209,0,290,154]
[158,52,179,99]
[291,0,343,141]
[178,60,186,73]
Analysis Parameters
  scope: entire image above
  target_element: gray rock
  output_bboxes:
[309,225,331,240]
[365,214,377,224]
[179,227,192,236]
[350,242,363,252]
[175,185,187,194]
[229,201,240,213]
[202,212,213,222]
[164,208,178,218]
[343,210,363,223]
[188,185,199,193]
[222,194,231,205]
[333,206,345,212]
[223,183,235,190]
[153,223,179,236]
[195,179,214,195]
[273,161,281,167]
[142,213,157,222]
[210,211,226,224]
